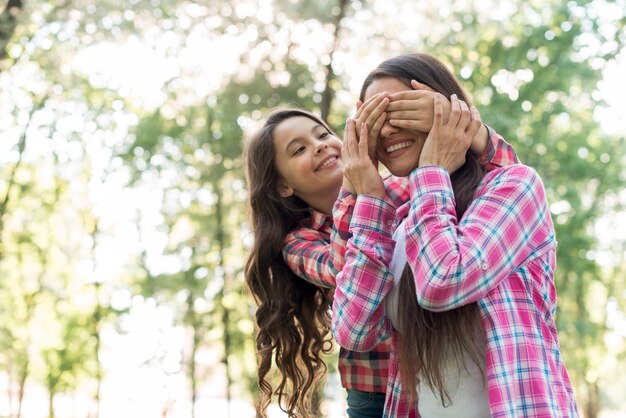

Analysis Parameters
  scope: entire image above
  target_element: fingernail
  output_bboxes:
[452,94,457,99]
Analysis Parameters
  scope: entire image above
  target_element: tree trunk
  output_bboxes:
[48,389,55,418]
[16,360,28,418]
[0,96,47,263]
[320,0,349,121]
[93,281,102,418]
[185,277,199,418]
[0,0,23,65]
[6,362,13,417]
[215,187,232,418]
[585,379,599,418]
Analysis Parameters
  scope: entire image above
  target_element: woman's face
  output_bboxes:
[273,115,344,208]
[364,77,432,177]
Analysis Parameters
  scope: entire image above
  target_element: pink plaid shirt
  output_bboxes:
[283,127,518,399]
[332,164,579,417]
[282,184,407,393]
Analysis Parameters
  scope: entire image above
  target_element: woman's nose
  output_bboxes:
[380,120,399,139]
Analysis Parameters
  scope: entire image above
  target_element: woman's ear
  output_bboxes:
[277,179,295,198]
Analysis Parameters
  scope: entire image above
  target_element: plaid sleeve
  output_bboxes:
[283,227,335,288]
[332,194,396,352]
[282,188,355,288]
[328,188,357,276]
[478,125,521,170]
[384,175,410,208]
[404,165,555,311]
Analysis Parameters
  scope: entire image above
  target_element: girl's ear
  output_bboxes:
[277,179,295,198]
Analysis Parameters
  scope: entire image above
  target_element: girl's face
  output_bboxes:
[273,116,344,209]
[364,77,431,177]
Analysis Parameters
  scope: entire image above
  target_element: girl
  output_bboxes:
[332,53,579,417]
[244,83,517,417]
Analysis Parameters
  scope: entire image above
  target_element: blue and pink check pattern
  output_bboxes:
[332,164,579,417]
[282,128,521,412]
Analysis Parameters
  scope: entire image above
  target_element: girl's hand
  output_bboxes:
[354,93,388,165]
[419,94,482,174]
[342,119,385,198]
[386,80,451,132]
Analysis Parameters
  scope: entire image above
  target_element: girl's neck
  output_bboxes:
[308,183,342,215]
[311,193,337,216]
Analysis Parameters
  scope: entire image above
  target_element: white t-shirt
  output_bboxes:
[385,219,490,417]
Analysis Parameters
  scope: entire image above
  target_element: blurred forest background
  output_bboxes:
[0,0,625,417]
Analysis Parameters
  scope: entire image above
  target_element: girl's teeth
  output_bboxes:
[319,156,337,169]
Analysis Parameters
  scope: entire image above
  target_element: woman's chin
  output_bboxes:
[385,161,418,177]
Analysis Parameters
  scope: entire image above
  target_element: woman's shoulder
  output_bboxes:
[479,164,544,195]
[484,163,541,184]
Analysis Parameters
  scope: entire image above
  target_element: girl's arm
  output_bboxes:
[404,164,556,312]
[332,119,395,351]
[282,188,356,288]
[479,125,520,168]
[332,194,396,352]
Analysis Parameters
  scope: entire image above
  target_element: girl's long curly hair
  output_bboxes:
[360,53,487,403]
[243,108,334,417]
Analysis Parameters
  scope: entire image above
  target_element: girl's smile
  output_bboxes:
[273,115,344,213]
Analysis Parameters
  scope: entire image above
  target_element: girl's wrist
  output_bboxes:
[342,176,356,194]
[469,123,489,153]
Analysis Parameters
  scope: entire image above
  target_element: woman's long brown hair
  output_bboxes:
[243,109,334,417]
[360,54,487,403]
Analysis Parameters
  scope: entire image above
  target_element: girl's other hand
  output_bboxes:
[386,80,451,132]
[418,94,482,174]
[342,119,385,198]
[354,93,388,166]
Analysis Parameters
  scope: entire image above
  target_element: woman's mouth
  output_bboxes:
[385,141,413,155]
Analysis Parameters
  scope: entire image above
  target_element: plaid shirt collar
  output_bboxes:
[308,207,331,230]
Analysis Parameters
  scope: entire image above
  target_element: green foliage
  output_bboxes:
[1,0,625,417]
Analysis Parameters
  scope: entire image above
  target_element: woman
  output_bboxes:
[332,53,579,417]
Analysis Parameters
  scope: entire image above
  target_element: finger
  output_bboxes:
[411,79,429,90]
[366,97,389,128]
[360,94,387,120]
[357,95,388,136]
[387,109,417,120]
[350,119,360,155]
[359,121,369,162]
[470,105,482,123]
[388,119,422,130]
[447,94,461,127]
[439,94,451,124]
[343,119,354,161]
[456,100,471,130]
[466,106,482,138]
[387,90,426,103]
[355,100,363,111]
[386,99,422,112]
[433,95,443,130]
[370,111,386,143]
[355,93,382,119]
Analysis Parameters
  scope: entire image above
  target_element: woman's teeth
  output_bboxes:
[385,141,413,154]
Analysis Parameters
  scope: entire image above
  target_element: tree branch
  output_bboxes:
[0,0,23,62]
